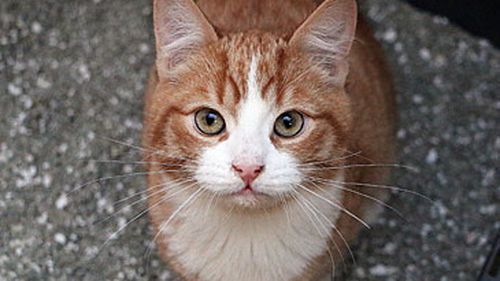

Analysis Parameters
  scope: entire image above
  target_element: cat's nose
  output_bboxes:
[231,163,264,186]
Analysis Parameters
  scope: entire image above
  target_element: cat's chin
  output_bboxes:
[216,190,283,210]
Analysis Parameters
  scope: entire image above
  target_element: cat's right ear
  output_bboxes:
[289,0,357,85]
[153,0,217,79]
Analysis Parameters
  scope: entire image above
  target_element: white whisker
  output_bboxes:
[312,178,433,203]
[97,135,197,163]
[89,159,197,169]
[96,182,197,255]
[69,170,189,195]
[291,190,343,274]
[145,187,205,260]
[113,178,194,206]
[295,187,355,266]
[297,151,362,167]
[96,179,197,226]
[305,177,406,220]
[300,163,418,172]
[296,183,370,229]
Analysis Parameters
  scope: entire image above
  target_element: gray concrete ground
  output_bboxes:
[0,0,498,280]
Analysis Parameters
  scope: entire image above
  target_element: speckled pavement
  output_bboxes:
[0,1,498,280]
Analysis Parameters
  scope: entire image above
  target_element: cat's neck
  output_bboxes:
[160,173,344,281]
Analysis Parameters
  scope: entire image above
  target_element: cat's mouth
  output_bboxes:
[230,185,268,199]
[220,185,278,209]
[233,185,259,195]
[219,183,303,210]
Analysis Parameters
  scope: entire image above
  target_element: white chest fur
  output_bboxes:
[161,175,344,281]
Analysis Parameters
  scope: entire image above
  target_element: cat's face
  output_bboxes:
[149,0,357,209]
[151,34,352,209]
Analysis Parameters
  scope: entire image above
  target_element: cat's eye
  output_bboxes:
[194,108,226,136]
[274,111,304,138]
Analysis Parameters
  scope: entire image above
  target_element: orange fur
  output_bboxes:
[143,0,396,280]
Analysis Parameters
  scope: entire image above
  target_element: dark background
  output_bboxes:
[405,0,500,47]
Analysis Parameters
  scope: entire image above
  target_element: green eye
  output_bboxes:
[194,108,226,136]
[274,111,304,138]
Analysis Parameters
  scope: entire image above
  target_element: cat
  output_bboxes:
[142,0,396,280]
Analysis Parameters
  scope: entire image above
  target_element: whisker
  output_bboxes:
[305,177,406,221]
[145,187,205,260]
[95,182,197,256]
[204,190,218,216]
[96,180,194,224]
[295,191,346,251]
[296,183,371,229]
[333,146,376,164]
[295,189,354,272]
[97,135,161,155]
[311,178,434,203]
[300,163,419,172]
[89,159,197,169]
[109,178,196,215]
[297,151,362,167]
[96,181,196,226]
[291,191,327,238]
[97,135,197,163]
[111,178,190,206]
[291,190,345,272]
[68,170,188,195]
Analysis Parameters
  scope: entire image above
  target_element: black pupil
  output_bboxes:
[205,112,218,126]
[282,114,295,129]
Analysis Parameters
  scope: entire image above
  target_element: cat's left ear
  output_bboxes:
[289,0,357,85]
[153,0,218,79]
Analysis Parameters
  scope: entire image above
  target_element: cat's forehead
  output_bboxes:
[203,32,294,109]
[224,33,284,65]
[174,32,331,117]
[222,33,286,101]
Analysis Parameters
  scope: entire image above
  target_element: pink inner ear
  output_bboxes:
[289,0,357,80]
[153,0,217,77]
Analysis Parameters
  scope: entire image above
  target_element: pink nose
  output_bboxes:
[232,163,264,186]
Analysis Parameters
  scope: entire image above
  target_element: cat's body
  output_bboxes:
[143,0,395,280]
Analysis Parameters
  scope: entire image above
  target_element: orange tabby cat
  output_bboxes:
[142,0,396,280]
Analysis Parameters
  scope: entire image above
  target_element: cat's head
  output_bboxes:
[148,0,357,209]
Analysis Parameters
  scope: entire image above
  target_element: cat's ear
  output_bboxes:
[289,0,357,85]
[153,0,217,78]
